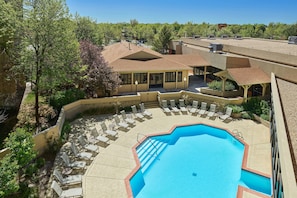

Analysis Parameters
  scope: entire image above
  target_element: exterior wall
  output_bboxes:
[270,73,297,197]
[249,59,297,84]
[200,87,243,98]
[117,71,189,93]
[0,90,244,158]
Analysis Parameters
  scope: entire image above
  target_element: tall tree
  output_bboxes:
[79,40,121,97]
[153,24,173,54]
[15,0,80,131]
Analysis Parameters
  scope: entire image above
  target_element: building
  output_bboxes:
[102,41,209,94]
[170,37,297,197]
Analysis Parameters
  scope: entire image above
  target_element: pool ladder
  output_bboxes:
[233,129,244,140]
[137,133,158,157]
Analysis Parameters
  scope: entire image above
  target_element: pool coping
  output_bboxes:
[124,122,272,198]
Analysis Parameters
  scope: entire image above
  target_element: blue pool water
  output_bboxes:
[130,124,271,198]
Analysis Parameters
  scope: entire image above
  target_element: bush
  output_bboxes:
[243,97,262,115]
[227,104,244,113]
[241,112,253,119]
[207,80,235,91]
[50,88,85,110]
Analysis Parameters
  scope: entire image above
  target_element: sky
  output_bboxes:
[66,0,297,24]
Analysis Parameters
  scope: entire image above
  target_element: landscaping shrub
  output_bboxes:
[226,104,244,113]
[50,88,85,110]
[207,80,235,91]
[243,98,271,121]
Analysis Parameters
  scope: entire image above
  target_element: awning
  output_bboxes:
[215,68,270,86]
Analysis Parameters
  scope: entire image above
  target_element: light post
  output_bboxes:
[183,77,187,90]
[135,80,138,93]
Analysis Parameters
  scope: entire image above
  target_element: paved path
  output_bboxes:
[81,107,271,198]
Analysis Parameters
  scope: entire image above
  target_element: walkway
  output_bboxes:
[77,107,271,198]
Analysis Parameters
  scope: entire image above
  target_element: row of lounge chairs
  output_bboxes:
[161,99,233,122]
[51,103,152,197]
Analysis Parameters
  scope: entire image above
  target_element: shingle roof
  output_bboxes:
[103,41,193,72]
[227,68,270,86]
[215,67,271,86]
[163,54,210,66]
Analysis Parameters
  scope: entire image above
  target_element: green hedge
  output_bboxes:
[50,88,85,110]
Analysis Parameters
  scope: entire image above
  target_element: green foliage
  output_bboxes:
[243,98,271,120]
[226,104,244,113]
[4,128,37,169]
[153,25,173,54]
[207,80,235,91]
[0,128,37,197]
[61,121,71,141]
[207,80,222,90]
[0,0,19,50]
[241,111,253,119]
[50,88,85,110]
[0,156,19,197]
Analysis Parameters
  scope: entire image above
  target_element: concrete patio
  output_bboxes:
[72,107,271,198]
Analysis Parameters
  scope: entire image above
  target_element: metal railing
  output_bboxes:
[137,133,158,157]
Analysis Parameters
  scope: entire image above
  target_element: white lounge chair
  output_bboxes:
[120,110,136,125]
[170,99,180,113]
[220,107,233,122]
[113,114,129,129]
[51,180,83,198]
[78,135,99,153]
[61,152,86,169]
[53,169,82,186]
[198,102,208,115]
[71,142,93,160]
[179,99,188,113]
[161,100,171,114]
[207,104,217,118]
[131,105,144,120]
[90,127,109,144]
[189,100,199,114]
[100,122,118,137]
[139,103,152,117]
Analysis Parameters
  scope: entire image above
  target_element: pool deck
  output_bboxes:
[81,107,271,198]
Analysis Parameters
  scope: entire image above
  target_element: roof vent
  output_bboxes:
[288,36,297,45]
[208,43,223,53]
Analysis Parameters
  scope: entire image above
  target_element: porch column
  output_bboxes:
[204,66,207,82]
[242,85,251,101]
[261,83,267,97]
[220,76,227,94]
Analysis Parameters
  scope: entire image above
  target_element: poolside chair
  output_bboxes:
[207,104,217,118]
[71,142,93,160]
[53,169,82,186]
[219,107,233,122]
[100,122,118,137]
[161,100,171,114]
[131,105,144,120]
[189,100,199,114]
[170,99,180,113]
[113,114,129,129]
[139,103,152,117]
[120,110,136,126]
[78,135,99,153]
[90,127,110,145]
[198,102,208,115]
[178,99,188,113]
[61,152,86,169]
[51,180,83,198]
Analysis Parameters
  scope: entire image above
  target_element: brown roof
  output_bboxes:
[215,68,270,86]
[163,54,210,66]
[227,68,270,85]
[109,58,191,72]
[103,41,192,72]
[102,41,162,63]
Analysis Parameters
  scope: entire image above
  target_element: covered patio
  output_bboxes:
[215,68,271,100]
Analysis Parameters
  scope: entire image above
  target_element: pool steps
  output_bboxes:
[136,139,167,173]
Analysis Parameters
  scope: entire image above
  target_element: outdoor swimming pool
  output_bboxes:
[130,124,271,197]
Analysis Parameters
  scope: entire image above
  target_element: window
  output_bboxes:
[165,72,176,82]
[177,71,182,82]
[120,73,132,85]
[134,73,148,84]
